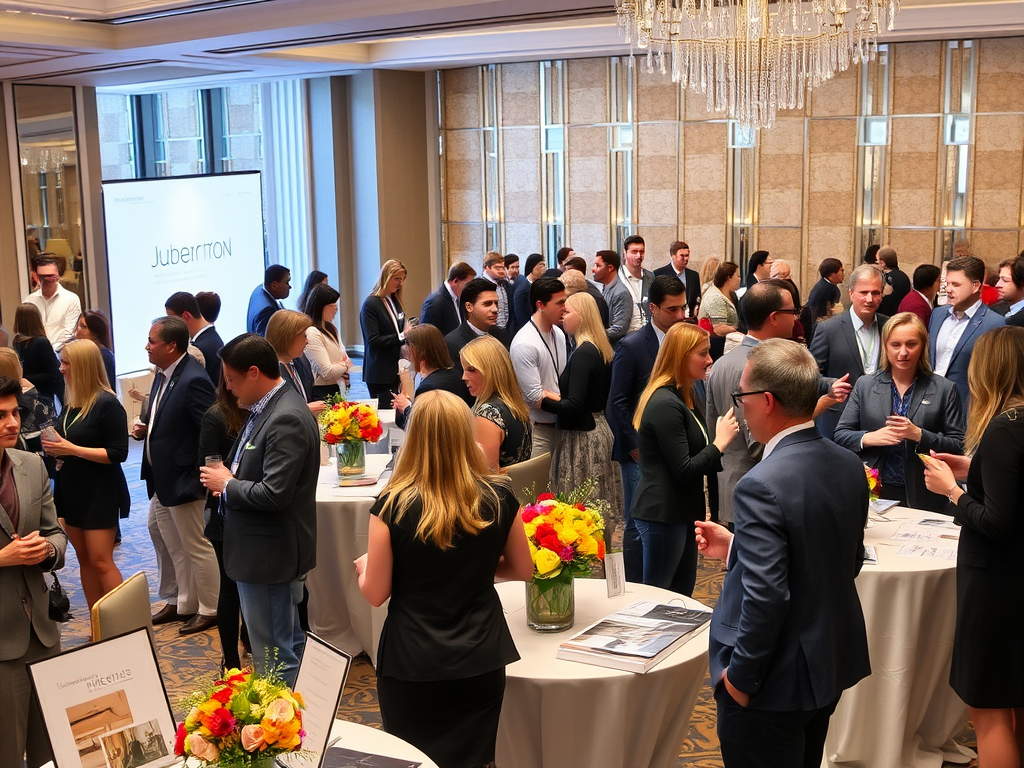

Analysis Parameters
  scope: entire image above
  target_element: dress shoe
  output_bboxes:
[152,604,191,625]
[179,614,218,635]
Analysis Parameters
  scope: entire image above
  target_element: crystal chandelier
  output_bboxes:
[615,0,900,129]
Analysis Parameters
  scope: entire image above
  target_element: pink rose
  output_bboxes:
[184,733,220,762]
[265,698,295,722]
[240,724,266,752]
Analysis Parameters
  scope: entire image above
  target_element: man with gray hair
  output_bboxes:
[810,264,889,440]
[695,339,870,768]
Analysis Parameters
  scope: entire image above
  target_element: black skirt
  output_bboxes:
[377,669,505,768]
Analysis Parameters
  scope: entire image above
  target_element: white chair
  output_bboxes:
[90,571,154,643]
[506,452,552,505]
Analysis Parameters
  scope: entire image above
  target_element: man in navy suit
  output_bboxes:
[653,241,700,317]
[246,265,291,336]
[606,276,687,581]
[165,291,224,386]
[929,255,1005,407]
[132,317,219,634]
[997,253,1024,327]
[696,339,870,768]
[420,261,475,336]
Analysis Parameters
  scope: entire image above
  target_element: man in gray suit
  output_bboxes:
[200,335,320,686]
[593,249,633,346]
[810,264,889,440]
[0,375,68,768]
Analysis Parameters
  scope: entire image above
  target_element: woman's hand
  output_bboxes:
[922,454,960,502]
[392,392,411,411]
[713,407,740,451]
[41,434,78,458]
[885,415,922,443]
[932,451,971,482]
[862,426,901,447]
[307,401,327,414]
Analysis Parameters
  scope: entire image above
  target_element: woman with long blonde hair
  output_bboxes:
[460,335,532,470]
[629,323,739,596]
[356,390,532,768]
[539,292,621,536]
[41,339,129,624]
[924,326,1024,767]
[360,259,408,408]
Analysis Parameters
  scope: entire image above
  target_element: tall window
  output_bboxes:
[481,64,501,253]
[540,60,566,262]
[728,121,756,269]
[221,85,264,172]
[856,44,890,259]
[151,90,207,176]
[96,93,137,180]
[941,40,975,259]
[610,57,634,253]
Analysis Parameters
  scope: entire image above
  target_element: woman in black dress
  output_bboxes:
[460,335,533,470]
[360,260,407,409]
[75,310,116,389]
[41,340,128,627]
[540,291,622,541]
[924,326,1024,766]
[356,390,533,768]
[392,324,465,429]
[13,303,62,407]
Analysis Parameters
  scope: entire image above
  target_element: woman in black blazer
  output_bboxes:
[13,303,62,407]
[835,312,965,512]
[392,324,464,430]
[923,326,1024,767]
[360,259,407,409]
[41,340,128,632]
[541,292,621,543]
[630,323,738,596]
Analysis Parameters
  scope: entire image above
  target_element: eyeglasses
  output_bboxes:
[37,273,61,282]
[731,389,772,408]
[773,308,802,316]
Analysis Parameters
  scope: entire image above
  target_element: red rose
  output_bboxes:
[597,539,606,559]
[521,509,540,523]
[535,523,555,540]
[200,706,236,738]
[211,685,232,704]
[575,503,586,511]
[174,723,187,756]
[537,493,556,501]
[540,534,562,552]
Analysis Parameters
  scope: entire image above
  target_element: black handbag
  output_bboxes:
[48,570,72,622]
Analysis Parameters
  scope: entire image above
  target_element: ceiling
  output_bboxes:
[0,0,1022,92]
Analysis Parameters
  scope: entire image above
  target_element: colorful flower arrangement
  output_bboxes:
[865,464,881,502]
[521,480,606,580]
[174,667,309,766]
[319,396,383,445]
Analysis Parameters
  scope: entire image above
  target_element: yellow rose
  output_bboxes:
[556,525,579,545]
[533,548,562,576]
[577,535,598,557]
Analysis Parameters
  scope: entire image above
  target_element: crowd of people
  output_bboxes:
[2,238,1023,768]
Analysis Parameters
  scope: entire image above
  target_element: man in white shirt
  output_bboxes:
[510,277,567,457]
[620,235,655,334]
[998,254,1024,327]
[928,255,1005,407]
[25,255,81,353]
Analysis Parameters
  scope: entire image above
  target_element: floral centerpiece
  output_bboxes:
[865,464,881,503]
[174,667,309,767]
[520,479,606,631]
[319,395,383,483]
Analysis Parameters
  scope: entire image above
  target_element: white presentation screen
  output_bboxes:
[102,172,265,376]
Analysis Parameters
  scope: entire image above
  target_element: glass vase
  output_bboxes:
[337,440,366,483]
[526,570,575,632]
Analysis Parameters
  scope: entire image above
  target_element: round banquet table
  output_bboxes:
[306,453,392,664]
[325,719,439,767]
[823,507,975,768]
[494,579,710,768]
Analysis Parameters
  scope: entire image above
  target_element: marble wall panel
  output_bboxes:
[970,230,1021,263]
[759,152,804,190]
[637,121,679,158]
[568,223,613,258]
[682,88,720,122]
[504,222,543,256]
[892,42,943,115]
[683,225,727,260]
[501,63,539,126]
[971,189,1022,230]
[568,156,608,194]
[890,117,941,155]
[636,65,678,122]
[760,118,805,156]
[807,226,854,265]
[637,154,677,190]
[502,128,541,221]
[637,226,679,268]
[758,189,803,227]
[567,124,608,157]
[446,223,485,267]
[446,190,480,223]
[810,67,858,118]
[682,154,727,192]
[443,68,480,130]
[444,129,481,161]
[808,152,855,195]
[568,59,609,125]
[973,151,1024,190]
[756,228,803,266]
[638,189,678,226]
[683,191,727,225]
[976,38,1024,114]
[974,115,1024,152]
[886,229,937,264]
[504,190,541,223]
[808,192,856,226]
[682,121,728,155]
[889,189,937,228]
[502,126,540,159]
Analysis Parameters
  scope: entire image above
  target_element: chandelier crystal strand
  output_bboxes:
[617,0,899,130]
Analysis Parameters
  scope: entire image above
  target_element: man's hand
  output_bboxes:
[629,449,640,463]
[200,464,234,494]
[391,392,411,412]
[0,531,50,567]
[722,669,750,707]
[829,373,852,403]
[694,520,733,561]
[307,401,327,414]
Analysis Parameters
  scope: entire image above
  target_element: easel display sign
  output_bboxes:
[29,628,177,768]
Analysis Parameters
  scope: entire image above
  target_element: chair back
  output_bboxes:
[506,452,552,505]
[90,571,154,643]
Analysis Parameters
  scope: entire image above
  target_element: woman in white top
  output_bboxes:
[303,283,352,400]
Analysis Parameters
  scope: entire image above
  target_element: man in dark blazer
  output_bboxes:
[419,261,475,336]
[929,255,1005,407]
[696,340,870,768]
[482,253,515,334]
[512,254,547,338]
[246,264,291,336]
[133,317,219,634]
[606,276,687,582]
[997,253,1024,327]
[165,291,224,386]
[444,278,509,404]
[810,264,888,441]
[877,246,912,317]
[0,376,67,768]
[743,250,772,289]
[898,264,941,327]
[200,334,320,687]
[653,241,700,316]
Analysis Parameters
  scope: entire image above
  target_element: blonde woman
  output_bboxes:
[460,335,533,471]
[266,310,325,414]
[360,259,408,408]
[41,339,129,616]
[540,292,622,536]
[630,323,738,596]
[355,390,533,768]
[699,256,722,297]
[922,326,1024,768]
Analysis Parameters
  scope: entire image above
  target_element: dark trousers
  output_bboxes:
[620,460,644,583]
[210,538,244,669]
[716,684,839,768]
[0,630,58,768]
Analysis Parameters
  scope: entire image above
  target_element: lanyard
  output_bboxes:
[619,270,647,323]
[688,404,709,446]
[62,407,83,435]
[382,296,404,336]
[530,320,560,375]
[854,322,877,372]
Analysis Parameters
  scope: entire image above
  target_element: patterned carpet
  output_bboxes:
[53,384,975,767]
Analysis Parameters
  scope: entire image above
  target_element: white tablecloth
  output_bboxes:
[494,579,710,768]
[824,507,975,768]
[326,719,439,767]
[306,453,391,664]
